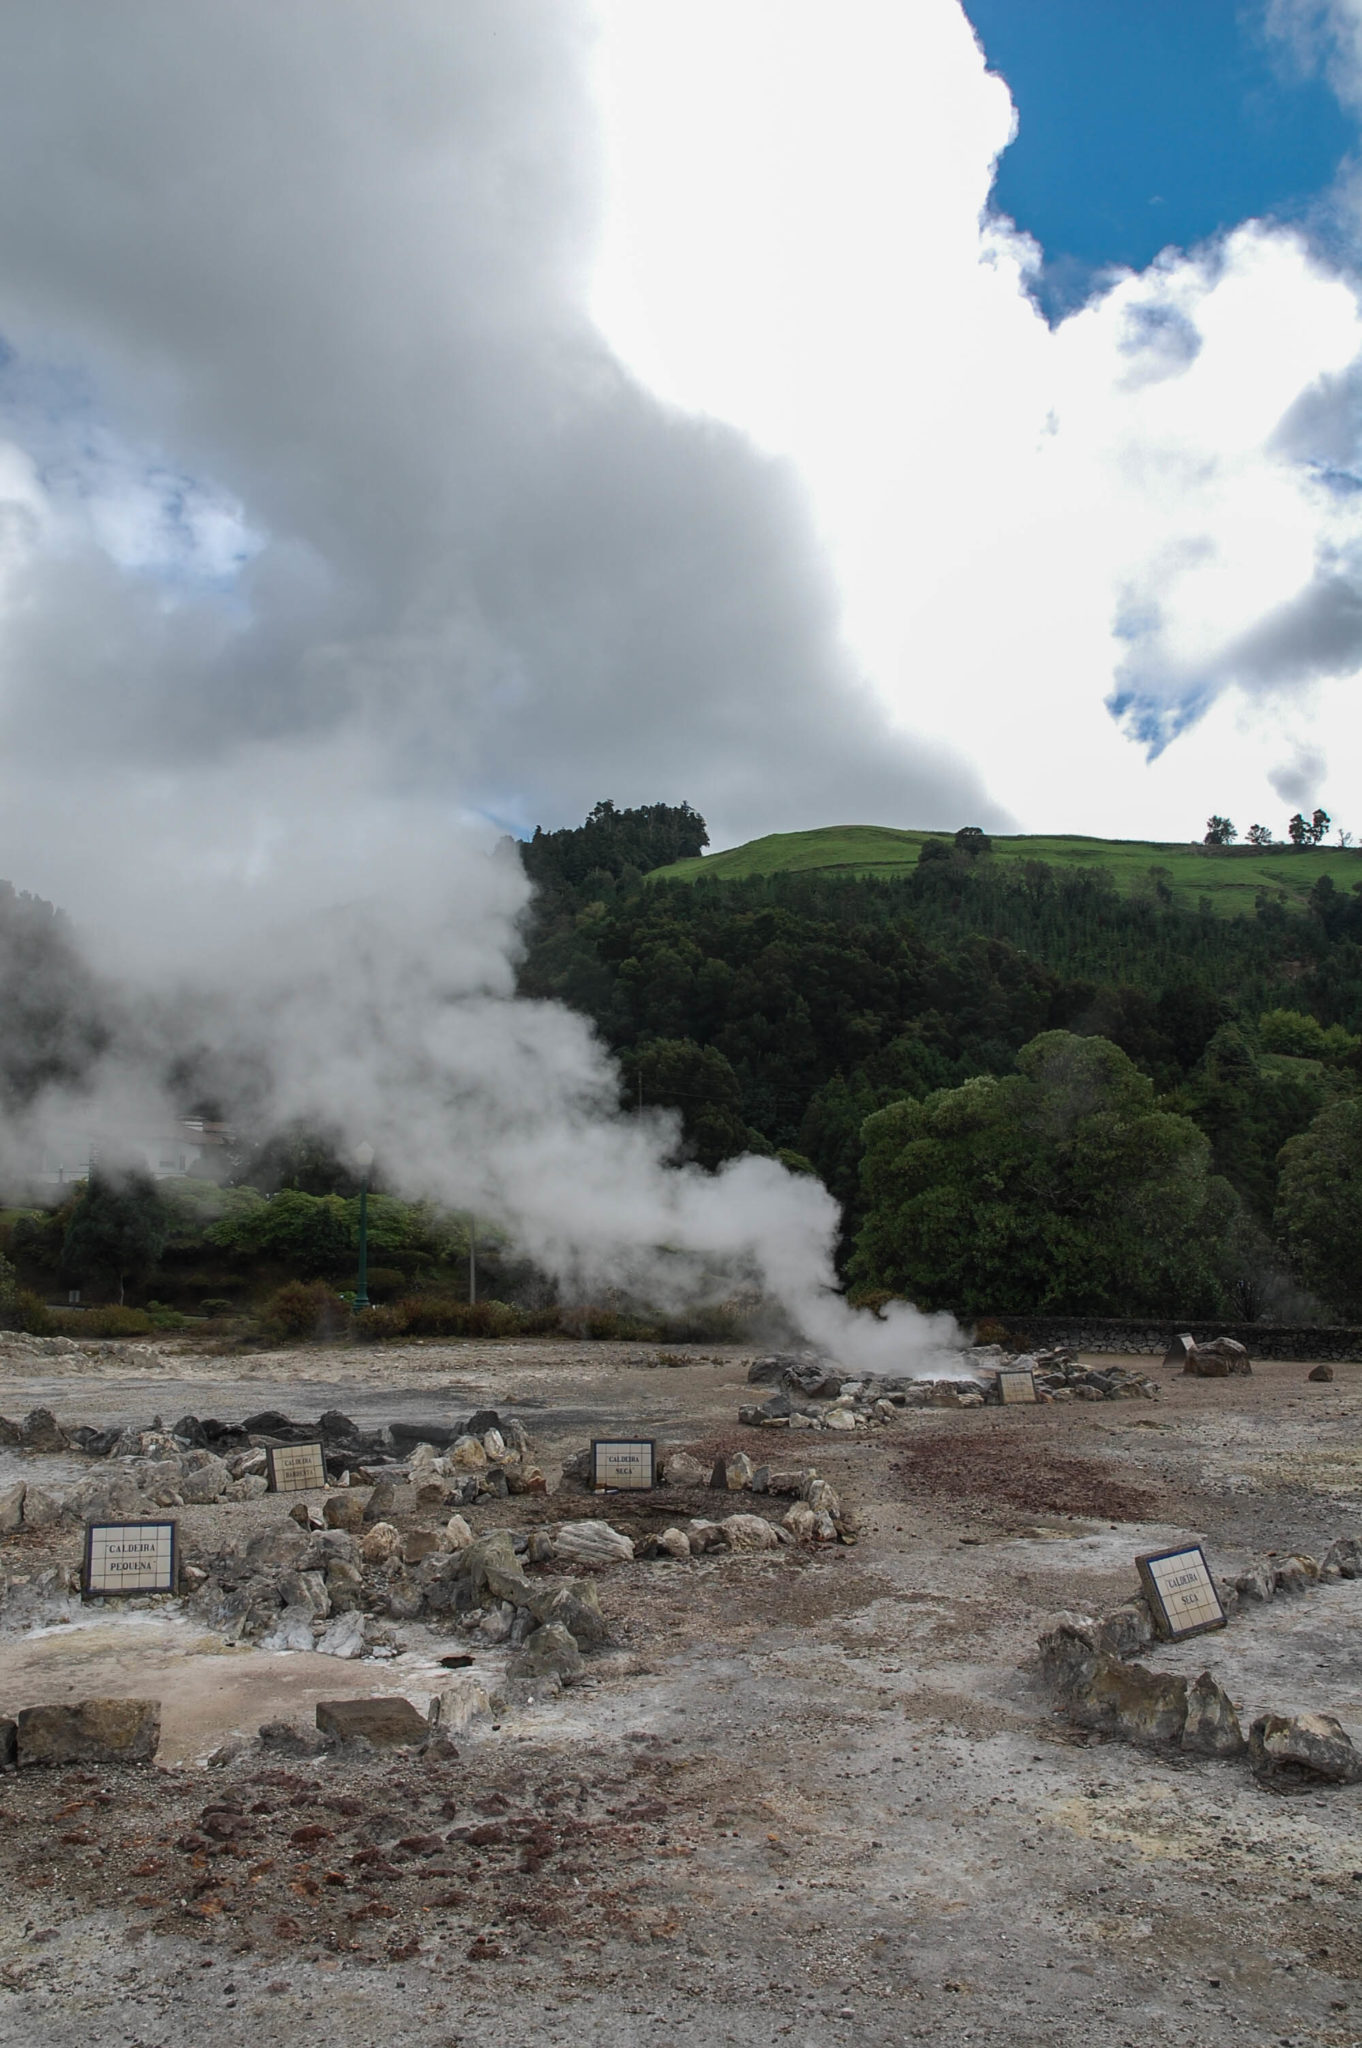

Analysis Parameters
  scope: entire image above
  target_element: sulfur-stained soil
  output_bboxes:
[0,1339,1361,2048]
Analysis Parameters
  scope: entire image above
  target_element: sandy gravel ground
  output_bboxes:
[0,1338,1360,2048]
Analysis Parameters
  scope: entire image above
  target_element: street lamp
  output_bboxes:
[354,1142,374,1311]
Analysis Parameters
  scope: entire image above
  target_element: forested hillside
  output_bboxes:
[519,808,1362,1318]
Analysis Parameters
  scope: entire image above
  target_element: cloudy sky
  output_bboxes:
[3,0,1362,923]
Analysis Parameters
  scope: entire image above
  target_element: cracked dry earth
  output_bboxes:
[1,1341,1362,2047]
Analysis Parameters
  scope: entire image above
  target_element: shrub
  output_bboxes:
[48,1304,154,1338]
[16,1288,53,1335]
[199,1297,236,1317]
[259,1279,349,1342]
[971,1318,1012,1348]
[395,1295,527,1338]
[360,1266,407,1303]
[352,1304,410,1343]
[557,1305,660,1341]
[144,1300,188,1330]
[656,1302,750,1344]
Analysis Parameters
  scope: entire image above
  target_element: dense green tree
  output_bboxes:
[62,1171,168,1303]
[520,800,708,893]
[850,1032,1227,1315]
[207,1188,353,1276]
[619,1037,768,1171]
[1171,1024,1333,1223]
[239,1120,360,1196]
[1275,1097,1362,1316]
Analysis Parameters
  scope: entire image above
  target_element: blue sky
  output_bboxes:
[965,0,1358,316]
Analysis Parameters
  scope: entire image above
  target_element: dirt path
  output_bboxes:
[0,1341,1359,2047]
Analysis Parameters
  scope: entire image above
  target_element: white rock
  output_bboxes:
[782,1503,817,1541]
[441,1513,474,1551]
[803,1477,842,1517]
[476,1599,515,1643]
[553,1519,634,1566]
[0,1481,24,1532]
[450,1434,488,1471]
[686,1517,726,1554]
[661,1451,707,1488]
[812,1508,839,1542]
[721,1513,781,1552]
[361,1520,402,1563]
[656,1527,691,1560]
[259,1604,317,1653]
[482,1428,507,1461]
[315,1610,367,1659]
[432,1672,495,1731]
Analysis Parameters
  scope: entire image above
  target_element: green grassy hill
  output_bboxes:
[650,825,1362,916]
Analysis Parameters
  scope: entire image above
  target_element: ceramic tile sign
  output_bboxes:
[266,1442,328,1492]
[997,1369,1038,1404]
[591,1439,656,1491]
[1137,1544,1227,1641]
[84,1520,177,1597]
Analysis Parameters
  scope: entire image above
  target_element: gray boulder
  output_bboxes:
[1249,1712,1362,1788]
[464,1529,534,1607]
[532,1578,609,1648]
[507,1622,584,1685]
[21,1486,65,1529]
[1235,1562,1275,1603]
[244,1522,310,1570]
[21,1409,68,1452]
[1181,1672,1246,1758]
[1322,1535,1362,1578]
[179,1454,231,1504]
[1094,1599,1156,1659]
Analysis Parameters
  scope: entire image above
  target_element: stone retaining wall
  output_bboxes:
[982,1317,1362,1363]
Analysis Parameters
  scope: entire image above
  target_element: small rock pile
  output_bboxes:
[181,1518,609,1683]
[741,1346,1156,1415]
[951,1345,1158,1404]
[0,1406,545,1532]
[639,1469,855,1557]
[1038,1532,1362,1789]
[737,1388,904,1432]
[560,1443,858,1546]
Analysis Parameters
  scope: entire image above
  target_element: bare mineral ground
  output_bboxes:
[0,1338,1360,2048]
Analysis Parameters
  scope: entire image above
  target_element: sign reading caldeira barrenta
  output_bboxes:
[266,1442,328,1492]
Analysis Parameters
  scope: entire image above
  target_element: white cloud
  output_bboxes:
[590,0,1362,841]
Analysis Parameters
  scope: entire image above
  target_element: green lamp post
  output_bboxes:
[354,1142,374,1311]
